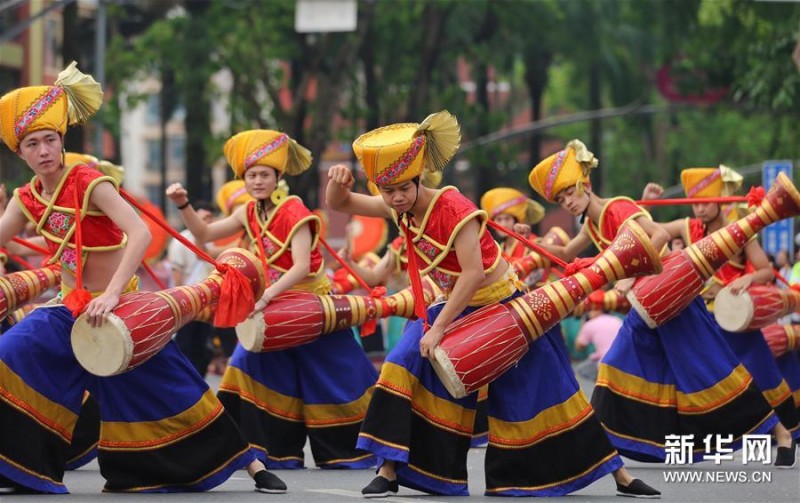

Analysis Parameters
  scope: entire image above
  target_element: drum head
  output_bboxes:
[713,287,754,332]
[236,312,266,352]
[431,348,467,399]
[71,314,133,376]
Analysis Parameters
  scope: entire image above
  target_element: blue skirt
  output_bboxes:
[218,328,378,469]
[721,328,798,433]
[0,306,254,493]
[592,297,777,463]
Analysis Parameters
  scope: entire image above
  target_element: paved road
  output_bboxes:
[9,371,800,502]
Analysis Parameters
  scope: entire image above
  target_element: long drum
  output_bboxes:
[572,289,632,317]
[237,277,441,352]
[432,220,662,399]
[71,248,265,376]
[0,266,61,322]
[628,172,800,328]
[761,323,800,358]
[714,285,800,332]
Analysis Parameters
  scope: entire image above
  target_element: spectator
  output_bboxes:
[574,302,623,382]
[790,248,800,285]
[775,249,792,288]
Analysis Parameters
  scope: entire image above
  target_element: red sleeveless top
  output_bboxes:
[244,196,324,284]
[584,197,649,251]
[14,164,125,275]
[394,187,501,294]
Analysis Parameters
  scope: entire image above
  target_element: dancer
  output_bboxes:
[167,129,377,470]
[327,113,660,498]
[531,140,778,463]
[655,167,798,467]
[0,63,284,494]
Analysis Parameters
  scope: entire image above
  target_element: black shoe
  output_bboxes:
[775,442,797,469]
[254,470,287,494]
[361,476,399,498]
[616,479,661,499]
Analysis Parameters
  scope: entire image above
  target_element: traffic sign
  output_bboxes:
[761,160,794,258]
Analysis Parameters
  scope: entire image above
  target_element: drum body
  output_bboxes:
[761,323,800,358]
[714,285,800,332]
[71,248,264,376]
[433,220,662,398]
[237,278,439,352]
[626,251,706,328]
[432,303,530,399]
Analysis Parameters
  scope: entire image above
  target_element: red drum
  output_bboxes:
[761,323,800,358]
[629,172,800,328]
[433,219,662,398]
[237,277,441,352]
[71,248,265,376]
[714,285,800,332]
[0,266,61,322]
[573,289,632,317]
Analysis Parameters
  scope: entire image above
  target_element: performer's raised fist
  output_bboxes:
[166,182,189,206]
[328,164,355,190]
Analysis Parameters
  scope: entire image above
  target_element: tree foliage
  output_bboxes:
[101,0,800,211]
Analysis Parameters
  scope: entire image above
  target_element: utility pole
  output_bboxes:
[93,0,106,156]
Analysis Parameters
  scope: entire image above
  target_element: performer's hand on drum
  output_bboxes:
[84,292,120,328]
[728,275,753,295]
[328,164,355,191]
[420,325,445,360]
[251,290,274,316]
[165,183,189,206]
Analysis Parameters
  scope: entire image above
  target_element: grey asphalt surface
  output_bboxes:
[7,369,800,502]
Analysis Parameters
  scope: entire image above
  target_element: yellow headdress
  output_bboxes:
[0,61,103,152]
[216,180,255,216]
[480,187,545,225]
[353,110,461,186]
[223,129,312,179]
[366,165,444,196]
[528,139,598,203]
[680,165,743,198]
[63,151,125,185]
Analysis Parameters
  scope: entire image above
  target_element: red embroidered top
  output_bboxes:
[584,197,649,251]
[14,164,126,275]
[244,196,324,284]
[393,186,501,294]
